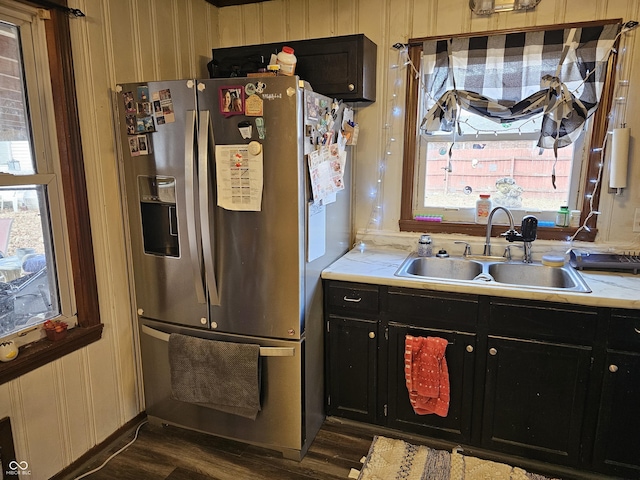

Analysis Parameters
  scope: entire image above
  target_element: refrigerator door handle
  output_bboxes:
[197,110,220,306]
[141,325,295,357]
[185,109,206,304]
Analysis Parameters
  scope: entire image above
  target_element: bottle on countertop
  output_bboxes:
[555,205,570,227]
[417,234,433,257]
[475,194,492,224]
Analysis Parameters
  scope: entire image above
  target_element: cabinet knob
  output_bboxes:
[348,83,355,91]
[466,345,474,353]
[609,364,618,373]
[369,331,375,339]
[489,347,497,356]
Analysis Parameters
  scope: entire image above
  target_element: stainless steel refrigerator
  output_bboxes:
[114,76,351,460]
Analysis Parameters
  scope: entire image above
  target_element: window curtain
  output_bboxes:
[420,23,622,150]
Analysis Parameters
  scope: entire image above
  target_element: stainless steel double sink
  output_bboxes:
[394,253,591,293]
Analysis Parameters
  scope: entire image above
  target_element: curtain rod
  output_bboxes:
[29,0,85,17]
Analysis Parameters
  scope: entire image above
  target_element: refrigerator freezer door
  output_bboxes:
[197,77,306,339]
[139,318,308,460]
[116,80,209,328]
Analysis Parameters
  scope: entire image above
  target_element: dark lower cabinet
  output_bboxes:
[592,350,640,477]
[326,316,378,423]
[323,280,638,478]
[387,324,475,444]
[481,336,592,466]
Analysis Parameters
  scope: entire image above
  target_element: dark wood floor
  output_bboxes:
[63,417,621,480]
[64,417,382,480]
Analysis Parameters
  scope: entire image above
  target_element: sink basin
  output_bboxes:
[488,262,591,293]
[394,253,591,293]
[395,255,483,281]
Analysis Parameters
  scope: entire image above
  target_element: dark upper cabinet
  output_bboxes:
[209,34,377,102]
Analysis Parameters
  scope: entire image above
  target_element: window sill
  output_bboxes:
[399,219,597,242]
[0,324,104,385]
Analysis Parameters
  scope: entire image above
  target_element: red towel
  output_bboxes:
[404,335,450,417]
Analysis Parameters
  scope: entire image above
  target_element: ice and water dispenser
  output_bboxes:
[138,176,179,257]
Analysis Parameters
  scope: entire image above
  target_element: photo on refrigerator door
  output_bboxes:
[219,86,244,116]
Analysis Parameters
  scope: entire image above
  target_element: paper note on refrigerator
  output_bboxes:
[215,145,263,211]
[308,145,346,203]
[307,201,326,262]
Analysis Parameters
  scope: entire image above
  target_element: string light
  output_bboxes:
[569,20,637,242]
[362,44,408,242]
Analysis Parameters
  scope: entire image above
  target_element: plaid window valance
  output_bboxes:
[421,23,622,149]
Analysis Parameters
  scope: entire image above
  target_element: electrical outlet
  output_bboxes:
[634,208,640,233]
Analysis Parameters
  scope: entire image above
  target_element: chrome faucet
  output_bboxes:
[484,207,538,263]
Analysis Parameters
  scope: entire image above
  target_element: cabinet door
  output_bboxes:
[326,317,378,423]
[592,351,640,477]
[387,324,475,444]
[482,336,591,466]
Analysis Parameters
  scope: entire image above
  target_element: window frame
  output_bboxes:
[0,0,102,385]
[400,19,622,242]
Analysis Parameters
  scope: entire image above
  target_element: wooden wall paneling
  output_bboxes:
[133,0,159,80]
[108,0,138,82]
[201,1,220,73]
[241,2,263,46]
[335,0,357,37]
[84,327,126,445]
[286,0,307,41]
[18,366,64,477]
[176,0,196,77]
[352,0,386,230]
[60,351,94,466]
[191,0,217,77]
[70,0,139,443]
[52,361,73,468]
[307,0,335,39]
[218,5,244,46]
[564,0,600,23]
[411,0,433,38]
[382,0,412,228]
[154,0,180,79]
[261,0,287,44]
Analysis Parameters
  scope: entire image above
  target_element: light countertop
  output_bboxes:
[322,246,640,310]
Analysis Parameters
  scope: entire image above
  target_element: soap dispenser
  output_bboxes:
[417,235,433,257]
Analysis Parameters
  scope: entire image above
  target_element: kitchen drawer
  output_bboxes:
[608,310,640,351]
[387,287,478,329]
[489,298,597,344]
[326,281,379,315]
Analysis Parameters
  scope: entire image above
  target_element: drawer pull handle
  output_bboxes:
[369,331,375,339]
[343,296,362,303]
[489,347,497,356]
[609,364,618,373]
[466,345,474,353]
[634,328,640,334]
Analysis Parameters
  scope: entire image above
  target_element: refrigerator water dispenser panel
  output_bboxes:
[138,175,179,257]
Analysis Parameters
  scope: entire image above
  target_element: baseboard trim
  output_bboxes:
[50,412,147,480]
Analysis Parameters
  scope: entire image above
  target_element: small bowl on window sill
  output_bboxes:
[43,320,68,342]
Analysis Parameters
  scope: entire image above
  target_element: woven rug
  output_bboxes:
[354,436,560,480]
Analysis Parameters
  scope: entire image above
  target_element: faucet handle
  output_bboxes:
[454,241,472,257]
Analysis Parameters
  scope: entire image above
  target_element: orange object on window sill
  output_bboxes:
[43,320,68,342]
[45,328,68,342]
